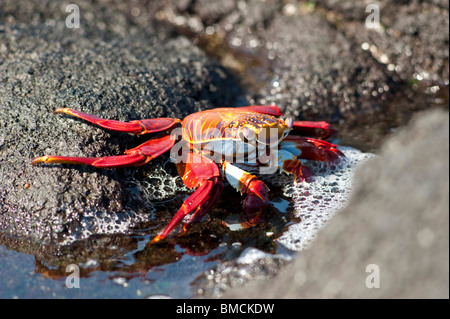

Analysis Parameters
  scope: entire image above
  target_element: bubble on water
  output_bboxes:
[59,146,372,248]
[237,247,292,265]
[128,165,188,202]
[59,164,186,245]
[230,146,373,251]
[276,146,375,251]
[60,207,149,245]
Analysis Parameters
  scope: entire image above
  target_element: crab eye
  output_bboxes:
[285,117,293,129]
[239,127,256,142]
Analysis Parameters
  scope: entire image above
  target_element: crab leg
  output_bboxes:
[222,161,270,225]
[235,105,283,117]
[291,121,337,139]
[54,108,180,135]
[32,134,175,168]
[151,153,224,243]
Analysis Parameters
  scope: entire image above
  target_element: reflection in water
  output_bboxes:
[0,185,296,298]
[0,144,376,298]
[1,143,381,298]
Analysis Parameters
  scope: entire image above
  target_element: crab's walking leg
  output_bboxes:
[151,153,224,243]
[235,105,283,117]
[222,161,270,225]
[32,134,175,168]
[54,108,180,135]
[291,121,337,139]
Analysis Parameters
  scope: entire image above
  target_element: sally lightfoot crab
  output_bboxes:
[32,105,344,243]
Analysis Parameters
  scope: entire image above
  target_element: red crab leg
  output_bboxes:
[150,153,224,244]
[54,108,180,135]
[281,135,344,164]
[235,105,283,117]
[291,121,337,139]
[32,134,175,168]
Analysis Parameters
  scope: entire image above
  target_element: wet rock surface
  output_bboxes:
[0,0,448,298]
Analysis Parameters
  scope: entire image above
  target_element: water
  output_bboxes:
[0,146,371,298]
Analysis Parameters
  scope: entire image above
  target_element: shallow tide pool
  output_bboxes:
[0,146,372,298]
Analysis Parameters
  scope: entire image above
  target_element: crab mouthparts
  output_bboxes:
[240,125,290,145]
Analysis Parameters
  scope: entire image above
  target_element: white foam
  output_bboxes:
[237,247,293,264]
[58,147,372,248]
[276,146,374,251]
[59,164,185,245]
[128,165,188,202]
[59,207,149,245]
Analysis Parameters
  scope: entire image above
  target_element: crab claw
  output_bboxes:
[242,179,270,225]
[283,159,314,183]
[150,153,223,244]
[282,135,344,164]
[221,161,270,226]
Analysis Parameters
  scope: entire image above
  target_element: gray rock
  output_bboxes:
[158,0,397,121]
[224,109,449,298]
[254,11,395,122]
[0,1,244,244]
[312,0,449,82]
[160,1,448,153]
